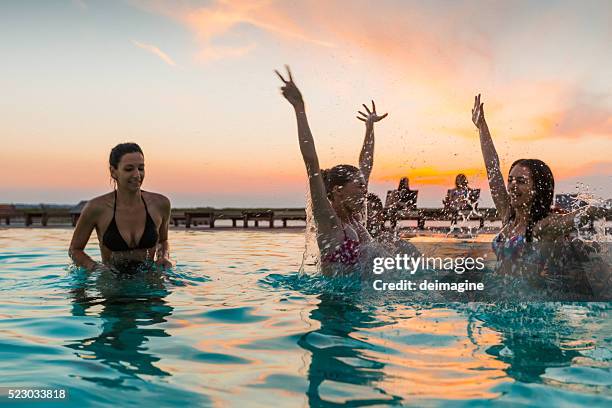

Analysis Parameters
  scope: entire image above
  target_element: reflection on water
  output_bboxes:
[0,228,610,407]
[266,273,612,405]
[66,269,174,388]
[470,302,610,387]
[299,293,400,406]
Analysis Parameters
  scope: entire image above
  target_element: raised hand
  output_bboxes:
[472,94,485,129]
[357,100,388,126]
[275,65,304,109]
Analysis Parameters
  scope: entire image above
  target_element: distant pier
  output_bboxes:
[1,204,611,233]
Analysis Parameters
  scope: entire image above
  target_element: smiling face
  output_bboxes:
[332,174,367,213]
[110,152,145,192]
[507,164,535,210]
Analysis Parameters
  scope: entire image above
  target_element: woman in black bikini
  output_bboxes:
[69,143,173,272]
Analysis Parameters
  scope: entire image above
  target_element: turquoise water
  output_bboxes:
[1,228,611,407]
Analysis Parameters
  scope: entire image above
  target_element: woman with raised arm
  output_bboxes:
[69,143,173,273]
[472,94,606,282]
[275,66,387,275]
[357,100,387,188]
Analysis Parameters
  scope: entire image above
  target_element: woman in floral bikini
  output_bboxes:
[276,66,387,275]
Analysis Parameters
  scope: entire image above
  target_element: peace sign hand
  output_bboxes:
[357,100,388,126]
[472,94,485,129]
[275,65,304,109]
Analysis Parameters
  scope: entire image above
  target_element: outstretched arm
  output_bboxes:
[472,94,511,221]
[357,100,387,186]
[535,206,610,241]
[276,66,340,242]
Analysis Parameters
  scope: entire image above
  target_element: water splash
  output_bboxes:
[299,190,321,275]
[570,183,610,243]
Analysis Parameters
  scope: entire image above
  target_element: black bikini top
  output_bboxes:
[102,191,159,251]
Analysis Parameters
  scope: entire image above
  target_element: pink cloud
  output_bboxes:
[132,40,177,66]
[132,0,334,62]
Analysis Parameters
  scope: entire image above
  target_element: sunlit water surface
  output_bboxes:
[0,228,610,407]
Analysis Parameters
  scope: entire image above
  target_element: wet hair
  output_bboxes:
[455,173,468,188]
[398,177,410,191]
[109,143,144,169]
[320,165,362,201]
[508,159,554,241]
[367,193,383,212]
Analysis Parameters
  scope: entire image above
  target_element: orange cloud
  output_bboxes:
[491,84,612,140]
[376,166,484,186]
[132,40,177,66]
[546,94,612,139]
[554,161,612,180]
[133,0,488,76]
[133,0,333,62]
[133,1,612,146]
[443,82,612,141]
[134,1,612,144]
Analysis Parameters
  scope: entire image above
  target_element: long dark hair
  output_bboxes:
[455,173,468,189]
[109,143,144,169]
[508,159,554,241]
[321,165,361,201]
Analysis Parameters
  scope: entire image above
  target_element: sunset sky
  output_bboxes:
[1,0,611,207]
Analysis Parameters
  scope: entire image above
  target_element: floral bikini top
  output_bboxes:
[492,233,526,262]
[492,232,552,279]
[322,225,362,266]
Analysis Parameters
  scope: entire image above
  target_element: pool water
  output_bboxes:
[1,228,611,407]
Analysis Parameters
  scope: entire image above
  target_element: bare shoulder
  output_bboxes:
[143,191,171,210]
[82,192,114,215]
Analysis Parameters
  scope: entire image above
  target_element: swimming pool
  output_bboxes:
[1,228,610,407]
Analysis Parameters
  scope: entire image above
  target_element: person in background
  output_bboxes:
[386,177,418,230]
